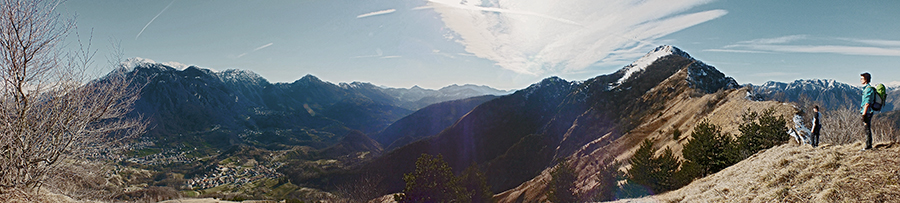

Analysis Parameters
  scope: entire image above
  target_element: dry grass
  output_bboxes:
[0,187,101,203]
[650,142,900,202]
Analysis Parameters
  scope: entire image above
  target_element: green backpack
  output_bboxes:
[872,84,887,111]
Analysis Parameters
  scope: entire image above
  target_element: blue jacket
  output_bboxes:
[861,84,875,114]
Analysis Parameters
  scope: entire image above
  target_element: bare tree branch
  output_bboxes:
[0,0,146,192]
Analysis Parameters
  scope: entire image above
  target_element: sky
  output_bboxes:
[58,0,900,90]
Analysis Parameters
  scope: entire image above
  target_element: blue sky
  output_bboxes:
[59,0,900,90]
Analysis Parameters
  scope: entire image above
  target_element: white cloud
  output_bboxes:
[750,72,798,77]
[746,45,900,56]
[426,0,726,75]
[704,49,772,54]
[735,35,807,45]
[839,38,900,47]
[357,9,397,18]
[719,35,900,57]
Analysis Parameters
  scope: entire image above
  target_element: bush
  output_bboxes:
[395,154,463,202]
[589,157,621,202]
[673,128,683,140]
[736,108,790,158]
[682,120,739,178]
[547,161,577,203]
[626,139,683,195]
[458,164,493,203]
[395,154,493,203]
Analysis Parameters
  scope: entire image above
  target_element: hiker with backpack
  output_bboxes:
[859,72,887,151]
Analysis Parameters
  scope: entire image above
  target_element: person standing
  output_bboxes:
[811,105,821,147]
[860,73,875,150]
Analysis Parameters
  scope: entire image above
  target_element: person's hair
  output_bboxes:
[814,105,819,110]
[861,72,871,83]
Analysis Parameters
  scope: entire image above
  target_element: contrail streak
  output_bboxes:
[136,0,175,40]
[237,43,274,58]
[357,9,396,18]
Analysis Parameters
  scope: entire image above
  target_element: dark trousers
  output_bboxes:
[811,130,819,147]
[863,113,873,149]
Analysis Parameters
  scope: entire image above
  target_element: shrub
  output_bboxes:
[586,157,620,202]
[395,154,463,202]
[547,161,577,203]
[673,128,683,140]
[458,164,492,203]
[682,120,739,178]
[626,139,682,195]
[395,154,494,203]
[736,108,790,158]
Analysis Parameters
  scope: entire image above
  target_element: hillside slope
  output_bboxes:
[495,81,796,202]
[648,142,900,202]
[345,45,745,199]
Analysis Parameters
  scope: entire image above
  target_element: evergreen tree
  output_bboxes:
[652,147,682,192]
[547,160,578,203]
[682,120,739,178]
[736,108,790,158]
[626,139,683,195]
[591,157,620,202]
[395,154,466,203]
[627,139,656,194]
[459,164,494,203]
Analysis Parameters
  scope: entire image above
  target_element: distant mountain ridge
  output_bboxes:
[329,45,744,198]
[750,79,899,112]
[115,59,511,151]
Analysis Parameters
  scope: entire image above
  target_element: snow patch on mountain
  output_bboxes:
[790,114,811,145]
[121,57,193,71]
[611,45,693,89]
[887,81,900,89]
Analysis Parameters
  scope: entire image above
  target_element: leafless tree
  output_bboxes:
[873,114,898,144]
[820,108,863,145]
[0,0,145,192]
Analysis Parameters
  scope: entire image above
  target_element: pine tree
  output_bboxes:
[395,154,466,203]
[682,120,738,178]
[459,164,493,203]
[627,139,656,193]
[737,108,789,158]
[591,157,620,201]
[548,160,578,203]
[626,139,683,195]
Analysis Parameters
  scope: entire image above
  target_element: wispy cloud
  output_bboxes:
[718,35,900,56]
[426,0,726,75]
[751,72,799,77]
[735,35,807,45]
[839,38,900,47]
[357,9,396,18]
[237,43,274,58]
[704,49,772,54]
[136,0,175,40]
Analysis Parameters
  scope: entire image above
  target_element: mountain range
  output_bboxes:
[106,45,898,202]
[750,79,899,112]
[117,59,509,152]
[317,45,759,199]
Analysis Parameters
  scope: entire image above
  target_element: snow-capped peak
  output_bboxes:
[120,57,193,71]
[887,81,900,88]
[614,45,691,86]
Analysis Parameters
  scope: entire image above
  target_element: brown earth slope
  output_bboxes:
[496,75,798,202]
[631,142,900,202]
